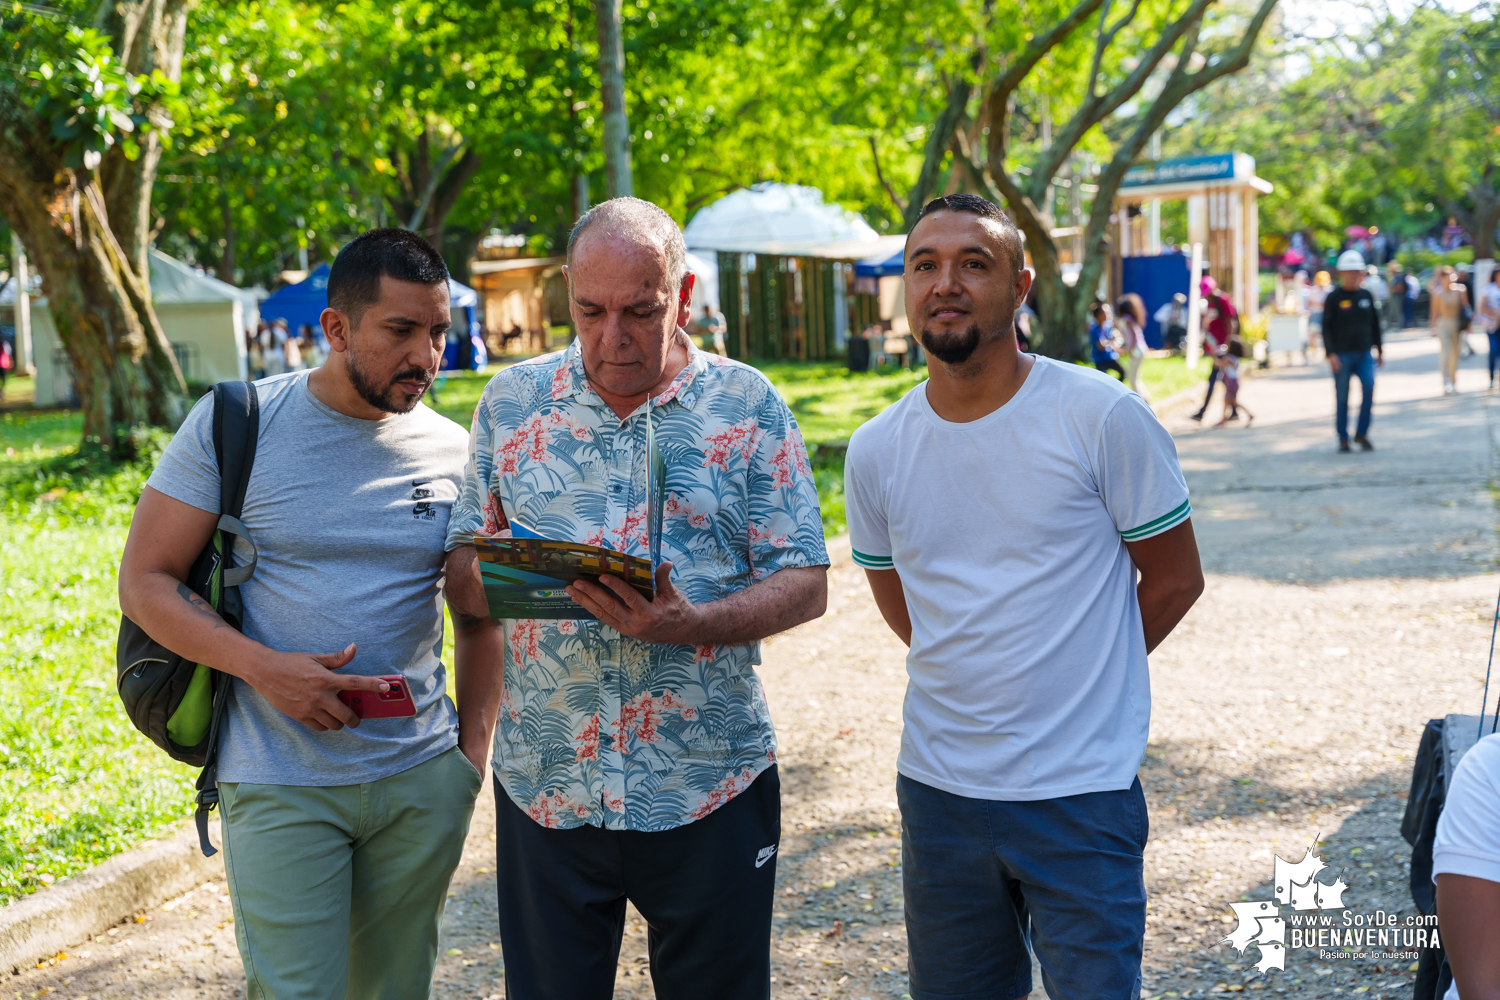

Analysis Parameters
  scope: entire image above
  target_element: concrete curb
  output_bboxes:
[0,820,222,974]
[1150,382,1205,419]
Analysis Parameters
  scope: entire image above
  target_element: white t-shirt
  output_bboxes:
[1434,732,1500,1000]
[845,357,1191,801]
[1434,732,1500,883]
[1478,284,1500,333]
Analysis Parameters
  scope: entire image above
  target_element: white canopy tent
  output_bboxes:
[31,250,254,406]
[683,251,720,317]
[683,183,882,256]
[682,184,909,360]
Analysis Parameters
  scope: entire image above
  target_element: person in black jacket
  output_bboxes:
[1323,250,1384,452]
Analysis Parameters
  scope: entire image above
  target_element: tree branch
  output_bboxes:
[984,0,1108,170]
[900,80,969,228]
[1032,0,1215,201]
[901,0,997,228]
[951,130,1002,204]
[1086,0,1144,100]
[1084,0,1281,259]
[869,135,908,219]
[421,147,483,242]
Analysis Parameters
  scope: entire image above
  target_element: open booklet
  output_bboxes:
[473,399,666,620]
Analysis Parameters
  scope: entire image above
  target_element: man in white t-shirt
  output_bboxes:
[1434,732,1500,998]
[845,193,1205,1000]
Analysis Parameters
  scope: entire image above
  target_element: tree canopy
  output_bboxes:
[1169,2,1500,257]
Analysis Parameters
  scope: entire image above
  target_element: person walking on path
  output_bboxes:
[116,229,486,998]
[442,197,829,1000]
[1430,265,1472,395]
[1403,268,1420,329]
[1384,262,1407,331]
[845,193,1205,1000]
[1116,292,1149,398]
[1362,264,1389,312]
[1322,249,1383,452]
[1477,267,1500,391]
[698,302,728,357]
[1212,343,1253,427]
[1190,275,1237,421]
[1090,303,1126,381]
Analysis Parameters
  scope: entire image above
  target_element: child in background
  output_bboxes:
[1214,343,1253,427]
[247,328,265,380]
[1090,304,1125,381]
[283,333,303,372]
[1114,293,1149,398]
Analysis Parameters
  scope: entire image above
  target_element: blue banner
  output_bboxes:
[1121,153,1239,188]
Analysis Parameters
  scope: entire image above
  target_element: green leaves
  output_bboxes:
[27,26,181,171]
[1174,3,1500,250]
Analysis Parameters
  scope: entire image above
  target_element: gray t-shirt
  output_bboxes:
[146,370,469,785]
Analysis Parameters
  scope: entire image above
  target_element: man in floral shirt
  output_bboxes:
[444,197,828,999]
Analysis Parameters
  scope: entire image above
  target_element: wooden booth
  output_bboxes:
[1110,152,1273,330]
[469,255,566,356]
[713,236,905,362]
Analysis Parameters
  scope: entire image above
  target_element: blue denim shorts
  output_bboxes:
[897,773,1149,1000]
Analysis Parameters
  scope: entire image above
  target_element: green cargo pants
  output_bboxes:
[218,746,483,1000]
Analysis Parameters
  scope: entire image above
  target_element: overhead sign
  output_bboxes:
[1121,153,1253,188]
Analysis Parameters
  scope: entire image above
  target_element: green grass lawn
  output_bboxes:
[0,409,198,904]
[0,350,1197,900]
[1139,354,1209,402]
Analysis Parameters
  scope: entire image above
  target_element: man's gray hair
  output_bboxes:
[567,197,688,287]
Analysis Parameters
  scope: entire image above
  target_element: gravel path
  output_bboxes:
[9,328,1496,1000]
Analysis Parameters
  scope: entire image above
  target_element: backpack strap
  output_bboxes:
[194,380,260,857]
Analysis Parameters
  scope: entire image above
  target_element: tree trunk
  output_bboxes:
[1475,212,1500,263]
[901,79,973,230]
[95,0,189,284]
[3,171,186,448]
[0,0,189,453]
[389,132,483,249]
[218,191,237,285]
[595,0,633,199]
[1031,264,1090,361]
[1457,166,1500,261]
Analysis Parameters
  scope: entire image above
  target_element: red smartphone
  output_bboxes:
[338,675,417,719]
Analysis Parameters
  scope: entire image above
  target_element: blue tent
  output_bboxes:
[260,266,486,369]
[258,264,330,333]
[855,245,905,278]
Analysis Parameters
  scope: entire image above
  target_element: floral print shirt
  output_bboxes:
[446,337,828,831]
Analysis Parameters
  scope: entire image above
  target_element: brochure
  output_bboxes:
[474,400,666,620]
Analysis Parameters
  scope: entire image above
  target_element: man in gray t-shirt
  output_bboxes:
[119,229,496,998]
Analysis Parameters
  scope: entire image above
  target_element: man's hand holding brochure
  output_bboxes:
[472,399,674,633]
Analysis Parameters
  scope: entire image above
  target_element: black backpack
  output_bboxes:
[116,381,259,856]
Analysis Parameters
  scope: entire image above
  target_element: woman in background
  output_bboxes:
[1477,268,1500,392]
[1114,293,1149,398]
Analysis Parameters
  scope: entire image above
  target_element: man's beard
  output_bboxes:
[919,323,988,366]
[346,348,432,414]
[920,304,1017,366]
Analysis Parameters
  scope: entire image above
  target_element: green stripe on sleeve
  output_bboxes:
[1120,498,1192,540]
[851,549,894,569]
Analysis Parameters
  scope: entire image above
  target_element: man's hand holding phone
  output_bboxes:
[339,676,417,719]
[243,643,392,732]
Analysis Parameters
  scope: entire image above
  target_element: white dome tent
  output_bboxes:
[29,250,256,407]
[683,183,885,257]
[682,183,902,361]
